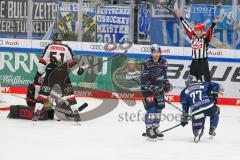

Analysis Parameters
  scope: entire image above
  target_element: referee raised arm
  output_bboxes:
[175,9,219,82]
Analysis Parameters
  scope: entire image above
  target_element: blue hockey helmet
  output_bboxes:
[185,75,197,86]
[150,44,162,53]
[52,32,63,41]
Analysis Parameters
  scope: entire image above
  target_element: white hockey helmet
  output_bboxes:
[150,44,162,53]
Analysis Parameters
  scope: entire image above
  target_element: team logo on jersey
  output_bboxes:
[192,38,203,49]
[40,42,50,47]
[191,43,203,49]
[42,86,51,92]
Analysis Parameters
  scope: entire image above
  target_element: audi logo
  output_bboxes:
[90,44,104,50]
[40,42,51,47]
[91,42,133,52]
[141,47,150,52]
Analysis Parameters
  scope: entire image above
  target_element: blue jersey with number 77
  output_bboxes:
[180,82,220,115]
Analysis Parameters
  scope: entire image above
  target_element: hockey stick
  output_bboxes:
[67,49,128,74]
[54,102,88,116]
[154,0,178,18]
[142,123,181,137]
[161,123,182,133]
[165,100,187,115]
[82,49,128,70]
[25,97,88,115]
[75,41,132,71]
[50,92,89,113]
[131,78,191,117]
[162,4,178,18]
[78,102,88,112]
[142,115,192,136]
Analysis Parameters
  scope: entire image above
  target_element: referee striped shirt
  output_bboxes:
[180,17,216,60]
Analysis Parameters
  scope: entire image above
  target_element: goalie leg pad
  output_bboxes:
[8,105,52,120]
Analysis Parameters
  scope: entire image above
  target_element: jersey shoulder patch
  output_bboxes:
[144,58,151,62]
[160,56,168,66]
[161,56,167,62]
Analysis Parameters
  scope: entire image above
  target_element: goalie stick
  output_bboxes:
[25,97,88,116]
[54,102,88,117]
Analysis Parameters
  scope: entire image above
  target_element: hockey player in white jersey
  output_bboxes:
[32,33,84,122]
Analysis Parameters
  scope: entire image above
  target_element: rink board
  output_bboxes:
[0,38,239,106]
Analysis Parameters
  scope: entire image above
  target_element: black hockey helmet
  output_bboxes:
[52,32,63,41]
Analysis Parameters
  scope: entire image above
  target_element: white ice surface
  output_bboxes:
[0,94,240,160]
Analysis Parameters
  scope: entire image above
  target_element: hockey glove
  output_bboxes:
[34,72,42,85]
[149,85,163,95]
[180,113,189,127]
[163,81,172,93]
[77,67,84,75]
[210,92,218,105]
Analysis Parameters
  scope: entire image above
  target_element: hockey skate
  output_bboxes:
[145,127,157,141]
[73,110,81,122]
[153,126,164,140]
[32,110,41,121]
[194,129,204,143]
[209,126,216,139]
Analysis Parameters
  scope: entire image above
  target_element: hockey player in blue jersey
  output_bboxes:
[180,75,220,143]
[141,44,172,139]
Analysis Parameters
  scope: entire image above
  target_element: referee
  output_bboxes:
[175,10,218,82]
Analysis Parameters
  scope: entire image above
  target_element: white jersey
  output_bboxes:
[38,43,74,74]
